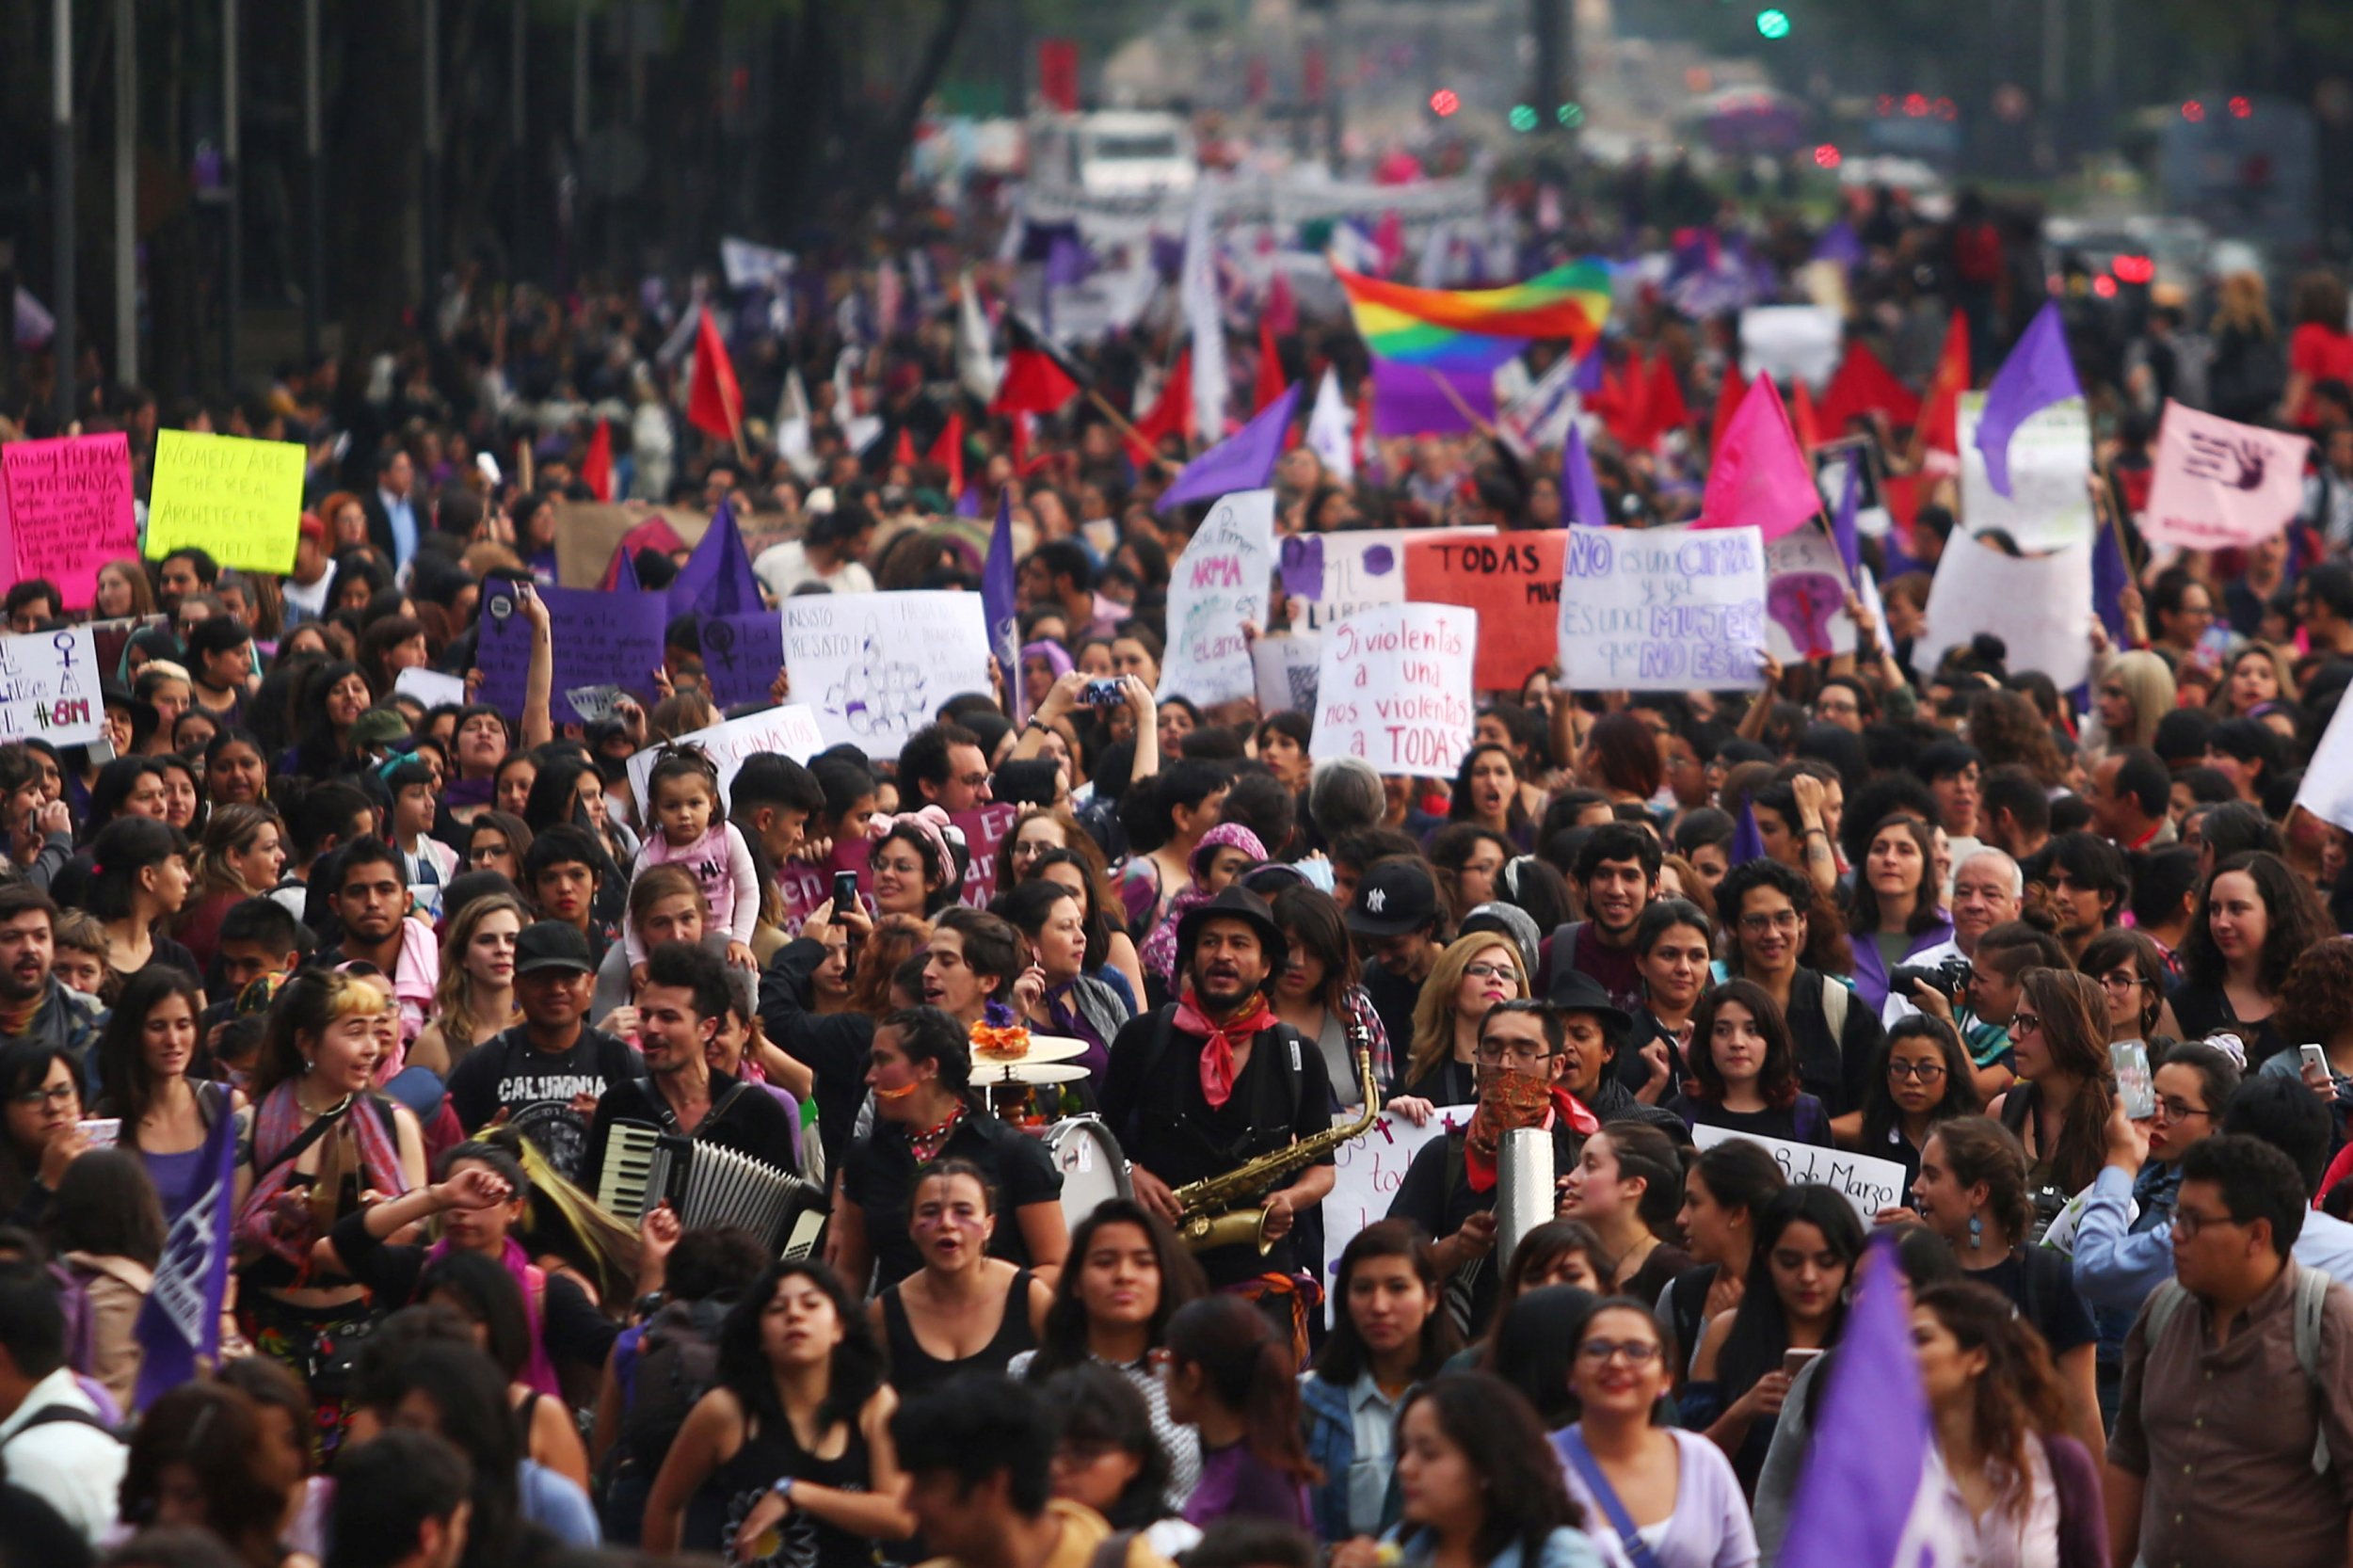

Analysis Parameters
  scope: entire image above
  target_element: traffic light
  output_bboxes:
[1509,104,1540,132]
[1430,88,1460,117]
[1557,103,1585,127]
[1755,8,1792,38]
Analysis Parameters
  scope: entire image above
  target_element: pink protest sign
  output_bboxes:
[1,434,137,610]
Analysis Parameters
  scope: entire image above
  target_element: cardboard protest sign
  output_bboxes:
[0,434,136,609]
[1279,527,1492,633]
[1252,632,1321,716]
[699,611,787,710]
[475,581,669,726]
[550,502,712,588]
[1916,533,2094,691]
[784,591,990,761]
[1402,531,1566,693]
[1691,1125,1909,1223]
[1322,1109,1456,1324]
[624,703,827,812]
[144,430,307,574]
[1311,605,1479,775]
[1157,489,1275,707]
[1556,524,1769,693]
[0,626,104,747]
[1739,305,1843,389]
[2143,400,2310,550]
[1957,392,2092,552]
[1764,527,1858,663]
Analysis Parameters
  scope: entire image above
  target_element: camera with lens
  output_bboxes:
[1891,955,1973,1005]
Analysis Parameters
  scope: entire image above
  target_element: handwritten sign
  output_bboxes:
[700,611,787,711]
[784,591,989,762]
[1916,533,2093,691]
[1556,524,1768,693]
[624,704,829,817]
[1958,392,2092,552]
[0,626,104,747]
[144,430,306,574]
[0,434,136,609]
[476,580,669,725]
[1282,527,1491,632]
[1402,531,1566,692]
[1691,1124,1910,1224]
[392,667,467,710]
[1251,632,1321,716]
[1158,489,1275,707]
[1324,1110,1456,1322]
[1312,605,1479,774]
[1764,526,1857,663]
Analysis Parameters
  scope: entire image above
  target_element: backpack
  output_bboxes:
[608,1295,733,1484]
[2144,1268,2333,1474]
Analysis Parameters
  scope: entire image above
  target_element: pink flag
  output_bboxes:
[2143,400,2311,551]
[1697,377,1819,542]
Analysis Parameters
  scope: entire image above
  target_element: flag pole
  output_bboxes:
[727,388,750,470]
[1421,368,1500,441]
[1086,389,1181,473]
[2089,468,2136,589]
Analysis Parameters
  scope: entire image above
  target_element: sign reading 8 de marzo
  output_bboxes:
[1556,523,1769,693]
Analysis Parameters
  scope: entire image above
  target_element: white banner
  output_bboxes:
[1557,524,1769,693]
[1764,527,1858,663]
[0,626,102,747]
[1692,1124,1911,1223]
[1311,604,1479,773]
[1280,527,1492,633]
[1958,392,2093,552]
[1917,533,2094,691]
[1322,1109,1458,1325]
[392,666,467,710]
[784,591,990,761]
[624,704,827,811]
[2297,697,2353,834]
[1740,305,1844,389]
[1157,489,1275,708]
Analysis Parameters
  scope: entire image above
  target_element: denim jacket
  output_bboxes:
[1301,1372,1404,1543]
[1388,1525,1605,1568]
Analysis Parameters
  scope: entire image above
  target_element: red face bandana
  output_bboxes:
[1462,1066,1599,1192]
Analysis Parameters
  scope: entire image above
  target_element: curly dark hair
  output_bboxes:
[2275,936,2353,1048]
[2178,850,2334,997]
[1716,856,1852,977]
[1912,1280,2072,1508]
[1858,1016,1981,1155]
[1689,980,1802,1111]
[716,1260,885,1436]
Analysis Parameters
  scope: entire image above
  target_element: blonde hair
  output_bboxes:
[2099,651,2176,750]
[2216,271,2274,339]
[252,968,393,1097]
[53,908,108,959]
[1404,932,1531,1088]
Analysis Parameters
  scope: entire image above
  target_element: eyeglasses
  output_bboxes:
[1739,910,1801,934]
[1462,962,1516,982]
[1576,1338,1661,1366]
[1887,1061,1948,1082]
[2153,1097,2212,1125]
[955,773,990,791]
[468,844,508,863]
[2097,971,2146,991]
[2170,1206,2241,1240]
[2010,1011,2043,1037]
[10,1082,75,1109]
[1474,1044,1551,1067]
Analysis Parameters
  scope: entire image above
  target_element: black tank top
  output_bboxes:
[880,1268,1038,1398]
[686,1400,879,1568]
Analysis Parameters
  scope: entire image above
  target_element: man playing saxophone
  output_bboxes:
[1099,886,1337,1348]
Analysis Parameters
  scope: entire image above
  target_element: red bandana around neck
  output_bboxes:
[1176,987,1276,1109]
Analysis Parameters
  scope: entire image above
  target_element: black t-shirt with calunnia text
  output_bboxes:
[444,1023,639,1181]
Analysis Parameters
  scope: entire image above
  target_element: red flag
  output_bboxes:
[892,427,918,471]
[1790,377,1825,452]
[581,419,614,502]
[686,308,744,445]
[1817,341,1923,436]
[1596,361,1652,449]
[1129,351,1194,460]
[990,315,1087,417]
[1917,312,1971,456]
[1642,353,1693,444]
[928,413,966,497]
[1709,364,1749,458]
[1254,322,1289,415]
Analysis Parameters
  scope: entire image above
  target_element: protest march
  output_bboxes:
[11,15,2353,1568]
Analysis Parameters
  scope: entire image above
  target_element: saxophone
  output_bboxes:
[1171,1016,1383,1255]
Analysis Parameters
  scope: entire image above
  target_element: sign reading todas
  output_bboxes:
[1311,604,1479,774]
[0,434,137,609]
[144,430,307,574]
[1556,524,1769,692]
[1402,531,1567,693]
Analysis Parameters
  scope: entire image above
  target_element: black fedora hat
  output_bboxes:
[1176,885,1289,978]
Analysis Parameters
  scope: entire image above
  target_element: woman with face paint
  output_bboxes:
[866,1158,1052,1399]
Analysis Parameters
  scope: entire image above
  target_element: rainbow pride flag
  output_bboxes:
[1336,259,1613,371]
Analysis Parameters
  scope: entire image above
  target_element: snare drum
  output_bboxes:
[1042,1116,1131,1230]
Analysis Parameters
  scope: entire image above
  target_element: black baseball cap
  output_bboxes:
[1344,859,1439,938]
[514,920,594,976]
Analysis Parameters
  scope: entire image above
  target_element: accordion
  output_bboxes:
[597,1121,825,1258]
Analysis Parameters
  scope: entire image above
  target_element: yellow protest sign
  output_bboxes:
[143,430,306,574]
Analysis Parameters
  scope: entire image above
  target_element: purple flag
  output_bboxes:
[1367,359,1494,440]
[133,1097,240,1409]
[1729,801,1768,867]
[1562,424,1609,528]
[983,488,1023,720]
[1570,346,1607,395]
[1831,451,1862,584]
[1812,219,1865,270]
[1976,301,2080,497]
[1779,1236,1960,1568]
[2092,522,2130,646]
[613,545,643,594]
[1158,380,1303,513]
[1279,534,1327,600]
[666,500,765,617]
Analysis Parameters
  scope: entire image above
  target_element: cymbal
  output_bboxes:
[981,1061,1091,1085]
[971,1032,1089,1064]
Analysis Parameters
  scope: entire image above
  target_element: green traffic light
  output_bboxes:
[1756,8,1791,37]
[1509,104,1540,132]
[1558,103,1584,126]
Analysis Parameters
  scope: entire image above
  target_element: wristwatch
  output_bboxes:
[770,1476,798,1504]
